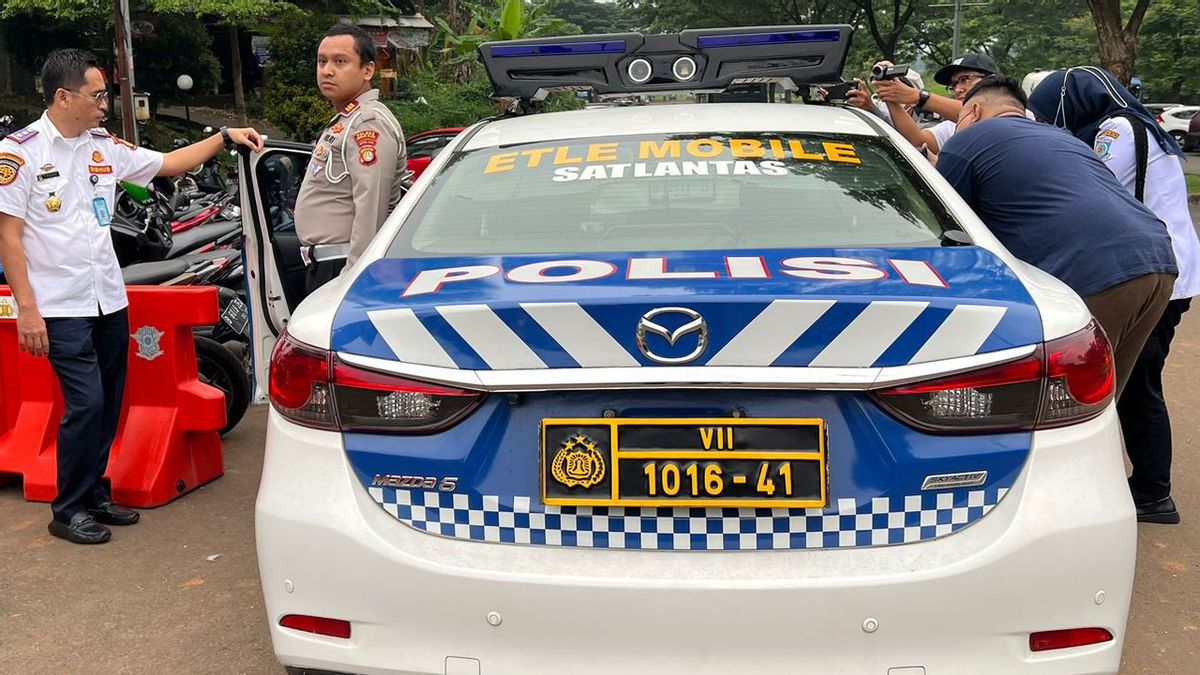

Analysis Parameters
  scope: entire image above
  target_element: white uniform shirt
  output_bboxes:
[0,113,163,317]
[1094,116,1200,300]
[928,110,1036,152]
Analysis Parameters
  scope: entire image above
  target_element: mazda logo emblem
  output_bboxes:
[636,307,708,365]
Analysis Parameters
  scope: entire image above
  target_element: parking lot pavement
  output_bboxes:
[0,407,277,675]
[3,285,1200,673]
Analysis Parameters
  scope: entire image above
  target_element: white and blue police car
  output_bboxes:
[240,24,1135,675]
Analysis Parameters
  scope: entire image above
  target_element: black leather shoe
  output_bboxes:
[88,501,140,526]
[1136,496,1180,524]
[48,512,112,544]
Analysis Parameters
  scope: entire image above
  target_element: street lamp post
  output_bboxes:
[176,74,194,124]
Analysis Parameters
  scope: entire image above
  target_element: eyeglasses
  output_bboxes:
[949,73,984,89]
[64,89,108,104]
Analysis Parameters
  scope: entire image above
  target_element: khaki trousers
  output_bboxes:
[1082,273,1176,398]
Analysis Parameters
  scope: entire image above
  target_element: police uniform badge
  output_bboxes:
[355,130,379,167]
[45,192,62,213]
[0,152,23,186]
[131,326,165,361]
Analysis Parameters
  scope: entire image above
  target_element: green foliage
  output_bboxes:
[259,11,334,140]
[133,16,223,107]
[384,71,583,136]
[1136,0,1200,103]
[386,74,501,135]
[435,0,582,70]
[540,0,636,33]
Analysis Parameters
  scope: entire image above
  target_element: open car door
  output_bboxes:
[238,141,313,394]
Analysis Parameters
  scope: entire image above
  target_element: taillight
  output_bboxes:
[1029,627,1113,652]
[269,333,336,430]
[873,321,1113,433]
[1156,113,1164,123]
[268,331,485,433]
[332,359,483,432]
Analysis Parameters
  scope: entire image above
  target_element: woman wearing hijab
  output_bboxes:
[1029,67,1199,525]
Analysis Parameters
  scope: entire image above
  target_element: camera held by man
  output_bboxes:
[870,63,912,83]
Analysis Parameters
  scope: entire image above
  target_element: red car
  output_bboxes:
[405,128,464,181]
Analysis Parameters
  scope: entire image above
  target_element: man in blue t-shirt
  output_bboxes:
[937,76,1176,396]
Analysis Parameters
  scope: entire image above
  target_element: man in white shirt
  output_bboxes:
[0,49,263,544]
[874,53,1001,157]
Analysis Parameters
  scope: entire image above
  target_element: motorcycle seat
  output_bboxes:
[167,219,242,258]
[122,258,191,285]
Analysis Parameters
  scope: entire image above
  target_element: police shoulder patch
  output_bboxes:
[1098,129,1120,140]
[0,152,23,186]
[359,145,377,167]
[354,130,379,147]
[1095,139,1113,159]
[6,127,38,144]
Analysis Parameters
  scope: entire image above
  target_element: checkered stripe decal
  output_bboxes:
[367,487,1009,550]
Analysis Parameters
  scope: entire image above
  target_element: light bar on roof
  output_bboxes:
[478,24,853,101]
[696,29,842,48]
[489,40,626,58]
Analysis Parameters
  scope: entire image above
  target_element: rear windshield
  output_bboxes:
[390,132,955,257]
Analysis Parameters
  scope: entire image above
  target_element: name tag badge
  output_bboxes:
[92,196,112,227]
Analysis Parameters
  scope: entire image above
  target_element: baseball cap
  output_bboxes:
[933,53,999,86]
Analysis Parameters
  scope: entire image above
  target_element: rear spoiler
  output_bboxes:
[479,25,853,102]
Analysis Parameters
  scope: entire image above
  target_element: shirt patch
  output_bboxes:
[6,128,38,144]
[314,144,327,159]
[1098,129,1120,140]
[331,122,345,134]
[354,130,379,147]
[310,162,324,177]
[324,134,336,144]
[91,150,105,163]
[89,164,114,175]
[359,146,377,166]
[0,156,20,186]
[1095,139,1113,159]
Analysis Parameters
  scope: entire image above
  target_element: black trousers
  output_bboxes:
[46,308,130,523]
[304,258,346,295]
[1119,297,1190,504]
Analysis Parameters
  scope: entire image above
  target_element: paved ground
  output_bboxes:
[2,208,1200,674]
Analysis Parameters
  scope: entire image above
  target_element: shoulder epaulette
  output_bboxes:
[340,99,361,117]
[6,127,38,144]
[88,127,110,138]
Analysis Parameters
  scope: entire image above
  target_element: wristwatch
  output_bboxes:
[916,89,931,110]
[219,126,233,147]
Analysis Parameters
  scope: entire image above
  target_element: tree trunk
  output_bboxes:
[230,24,247,127]
[1086,0,1151,86]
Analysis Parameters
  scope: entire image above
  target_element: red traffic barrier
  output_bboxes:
[0,286,226,507]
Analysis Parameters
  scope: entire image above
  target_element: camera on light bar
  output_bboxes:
[478,24,854,101]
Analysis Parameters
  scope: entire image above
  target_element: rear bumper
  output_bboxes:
[256,407,1135,675]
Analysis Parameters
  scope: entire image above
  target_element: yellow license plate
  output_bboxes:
[541,418,827,508]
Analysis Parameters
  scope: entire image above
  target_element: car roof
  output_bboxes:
[462,103,882,151]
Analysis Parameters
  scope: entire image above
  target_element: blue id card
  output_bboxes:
[92,196,111,227]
